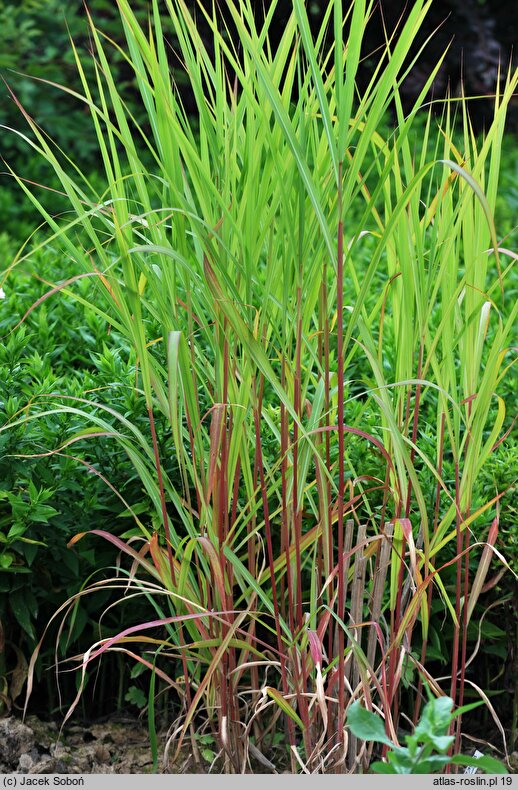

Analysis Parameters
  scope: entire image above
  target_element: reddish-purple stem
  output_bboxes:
[404,343,424,517]
[455,401,473,758]
[414,412,445,725]
[281,361,294,634]
[218,327,231,755]
[337,161,346,738]
[147,404,175,585]
[450,462,462,706]
[253,393,290,696]
[294,282,304,632]
[278,362,296,752]
[322,265,334,713]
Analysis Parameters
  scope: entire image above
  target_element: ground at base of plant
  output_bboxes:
[1,712,285,774]
[1,714,167,774]
[2,713,517,775]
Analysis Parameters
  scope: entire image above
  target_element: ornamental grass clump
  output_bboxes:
[1,0,516,773]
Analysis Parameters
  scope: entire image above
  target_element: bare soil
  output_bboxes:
[0,714,169,774]
[2,714,517,775]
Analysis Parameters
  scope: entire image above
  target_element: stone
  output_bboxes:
[18,752,34,772]
[0,717,35,768]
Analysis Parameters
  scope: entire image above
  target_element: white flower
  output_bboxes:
[0,287,5,299]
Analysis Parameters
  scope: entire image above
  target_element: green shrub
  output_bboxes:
[346,694,507,774]
[0,244,176,712]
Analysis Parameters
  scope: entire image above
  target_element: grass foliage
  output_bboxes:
[1,0,517,773]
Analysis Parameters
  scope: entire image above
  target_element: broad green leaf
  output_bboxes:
[451,754,508,774]
[346,700,394,747]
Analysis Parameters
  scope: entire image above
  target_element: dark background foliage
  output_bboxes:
[1,0,516,238]
[1,0,517,167]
